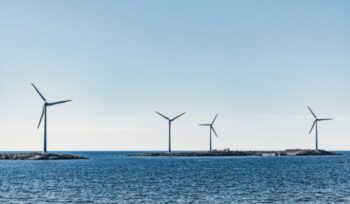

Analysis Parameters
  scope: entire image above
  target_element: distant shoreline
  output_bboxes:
[132,149,340,157]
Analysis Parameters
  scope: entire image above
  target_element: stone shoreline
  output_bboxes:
[0,152,88,160]
[132,149,339,157]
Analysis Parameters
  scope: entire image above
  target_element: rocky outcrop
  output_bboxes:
[133,149,339,157]
[0,152,88,160]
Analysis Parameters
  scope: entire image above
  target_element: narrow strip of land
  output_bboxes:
[0,152,88,160]
[133,149,339,157]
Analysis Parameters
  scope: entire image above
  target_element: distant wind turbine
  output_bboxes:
[31,83,72,153]
[199,113,218,151]
[155,111,185,153]
[307,106,333,151]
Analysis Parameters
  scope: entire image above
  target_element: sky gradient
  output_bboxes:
[0,0,350,151]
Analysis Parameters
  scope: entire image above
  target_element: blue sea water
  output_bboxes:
[0,151,350,203]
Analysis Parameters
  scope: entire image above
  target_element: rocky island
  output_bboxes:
[0,152,88,160]
[133,149,339,157]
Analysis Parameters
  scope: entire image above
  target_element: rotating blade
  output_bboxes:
[211,113,219,125]
[307,106,317,118]
[318,118,333,121]
[156,111,170,120]
[37,106,45,129]
[48,100,72,106]
[309,120,316,134]
[171,112,185,121]
[211,127,218,137]
[31,83,47,101]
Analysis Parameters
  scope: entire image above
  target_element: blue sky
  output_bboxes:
[0,0,349,151]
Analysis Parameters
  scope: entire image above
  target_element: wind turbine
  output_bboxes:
[155,111,185,153]
[31,83,72,153]
[199,113,218,151]
[307,106,333,151]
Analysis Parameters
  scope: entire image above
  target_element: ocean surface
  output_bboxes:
[0,151,350,203]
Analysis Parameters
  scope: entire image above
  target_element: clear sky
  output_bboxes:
[0,0,349,151]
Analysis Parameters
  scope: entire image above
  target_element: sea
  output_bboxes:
[0,151,350,203]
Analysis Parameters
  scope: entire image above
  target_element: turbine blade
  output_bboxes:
[31,83,46,101]
[309,120,316,134]
[171,112,185,121]
[307,106,317,118]
[211,113,219,125]
[318,118,333,121]
[155,111,170,120]
[37,106,45,129]
[211,127,218,137]
[198,124,210,126]
[48,100,72,106]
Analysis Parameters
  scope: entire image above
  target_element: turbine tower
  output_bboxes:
[199,113,218,151]
[156,111,185,153]
[31,83,72,153]
[307,106,333,151]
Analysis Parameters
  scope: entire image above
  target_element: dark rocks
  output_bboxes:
[280,149,339,156]
[132,149,339,157]
[0,152,88,160]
